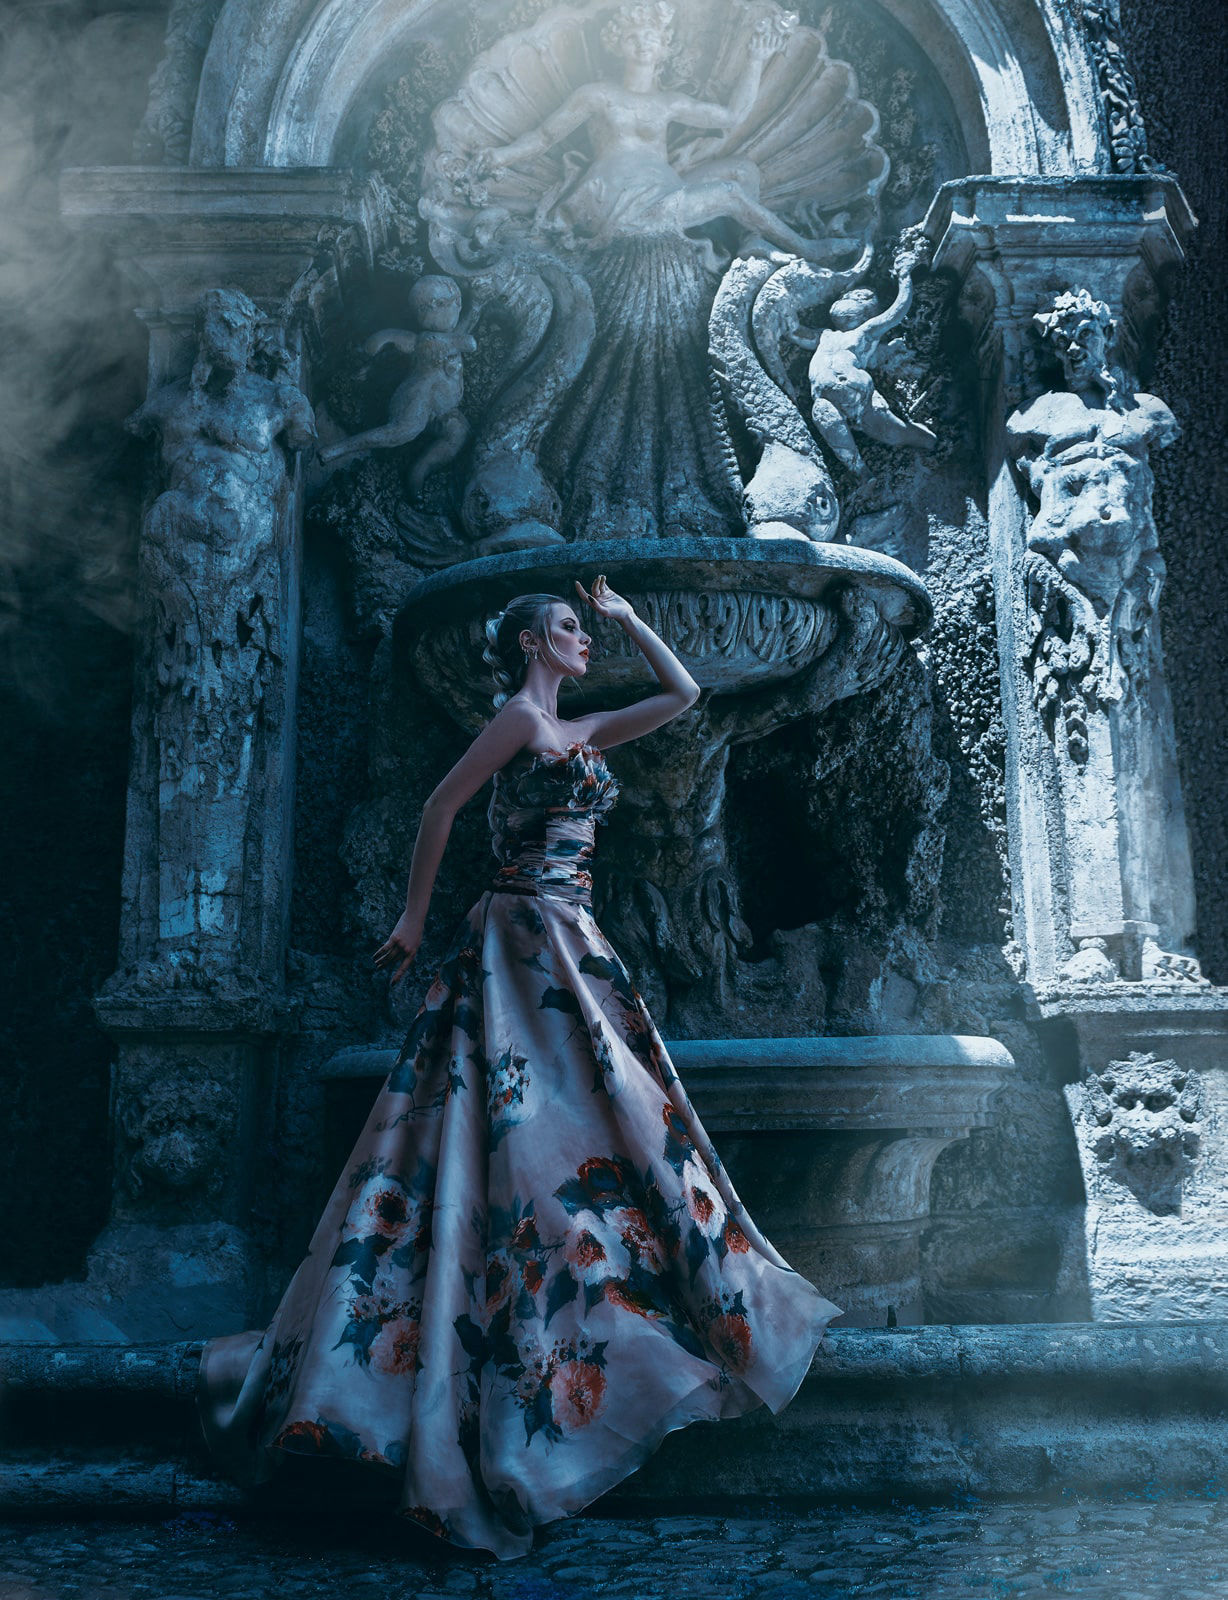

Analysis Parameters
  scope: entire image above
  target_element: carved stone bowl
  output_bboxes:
[395,538,932,730]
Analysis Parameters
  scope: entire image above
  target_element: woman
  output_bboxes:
[196,577,841,1560]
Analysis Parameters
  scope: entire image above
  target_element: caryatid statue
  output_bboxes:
[126,288,316,967]
[1007,288,1201,984]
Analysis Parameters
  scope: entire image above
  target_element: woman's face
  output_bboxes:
[527,604,591,678]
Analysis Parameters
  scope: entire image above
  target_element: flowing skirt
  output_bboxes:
[197,889,841,1560]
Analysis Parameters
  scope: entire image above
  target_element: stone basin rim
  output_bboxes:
[319,1033,1014,1080]
[396,537,933,641]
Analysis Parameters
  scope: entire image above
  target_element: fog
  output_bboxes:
[0,2,165,714]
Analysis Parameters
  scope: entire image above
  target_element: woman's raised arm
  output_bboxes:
[570,577,700,751]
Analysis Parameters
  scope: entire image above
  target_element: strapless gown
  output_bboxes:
[197,743,842,1560]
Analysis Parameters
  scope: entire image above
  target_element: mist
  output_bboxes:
[0,1,166,716]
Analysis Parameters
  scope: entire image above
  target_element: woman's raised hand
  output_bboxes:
[575,573,635,624]
[372,911,423,987]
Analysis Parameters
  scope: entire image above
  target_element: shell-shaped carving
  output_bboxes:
[423,0,888,241]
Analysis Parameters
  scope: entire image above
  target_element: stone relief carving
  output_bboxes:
[801,230,937,478]
[319,274,477,498]
[709,252,842,541]
[710,230,936,539]
[1077,0,1159,176]
[466,3,826,264]
[118,1069,237,1201]
[133,0,224,163]
[424,207,597,552]
[417,0,889,541]
[1069,1052,1204,1215]
[125,289,315,974]
[1007,288,1201,987]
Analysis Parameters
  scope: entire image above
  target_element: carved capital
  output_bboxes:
[921,176,1194,394]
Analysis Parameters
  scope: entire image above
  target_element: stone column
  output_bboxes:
[59,169,387,1338]
[923,176,1200,995]
[924,177,1228,1318]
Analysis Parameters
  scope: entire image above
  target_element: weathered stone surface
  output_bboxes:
[1,1489,1225,1600]
[5,1324,1226,1521]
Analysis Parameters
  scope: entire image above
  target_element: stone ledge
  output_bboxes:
[320,1035,1016,1133]
[2,1324,1224,1509]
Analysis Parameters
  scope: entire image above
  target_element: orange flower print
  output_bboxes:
[723,1216,751,1254]
[523,1258,545,1295]
[550,1360,607,1431]
[682,1156,727,1239]
[272,1418,328,1452]
[575,1155,632,1206]
[708,1312,753,1372]
[341,1174,419,1246]
[510,1215,541,1251]
[371,1314,420,1376]
[402,1505,449,1540]
[604,1281,654,1317]
[610,1204,668,1273]
[485,1249,516,1311]
[563,1210,631,1285]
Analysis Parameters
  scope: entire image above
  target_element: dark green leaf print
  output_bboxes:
[523,1380,556,1445]
[453,1312,486,1364]
[544,1266,579,1327]
[331,1236,389,1293]
[685,1223,709,1284]
[333,1313,382,1364]
[539,986,583,1017]
[578,953,621,983]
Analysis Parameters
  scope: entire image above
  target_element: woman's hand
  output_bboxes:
[575,573,636,626]
[373,911,423,987]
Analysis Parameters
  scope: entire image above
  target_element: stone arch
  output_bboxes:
[190,0,1106,177]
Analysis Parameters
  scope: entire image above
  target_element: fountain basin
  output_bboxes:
[395,537,932,729]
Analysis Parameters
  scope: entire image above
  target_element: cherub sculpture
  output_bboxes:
[798,234,937,476]
[320,274,477,498]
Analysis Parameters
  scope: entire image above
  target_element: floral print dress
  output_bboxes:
[197,743,842,1560]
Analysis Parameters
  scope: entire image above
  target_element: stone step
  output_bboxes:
[2,1323,1225,1510]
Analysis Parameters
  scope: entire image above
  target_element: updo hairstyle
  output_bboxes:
[482,592,571,710]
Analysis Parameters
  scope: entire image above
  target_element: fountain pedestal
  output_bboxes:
[669,1035,1015,1325]
[319,1032,1013,1327]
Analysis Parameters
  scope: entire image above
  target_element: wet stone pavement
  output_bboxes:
[1,1491,1225,1600]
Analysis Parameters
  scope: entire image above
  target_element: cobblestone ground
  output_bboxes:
[1,1491,1225,1600]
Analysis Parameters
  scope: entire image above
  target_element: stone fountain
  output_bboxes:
[364,0,1015,1324]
